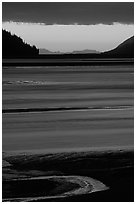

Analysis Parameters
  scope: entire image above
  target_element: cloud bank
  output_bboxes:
[2,2,134,25]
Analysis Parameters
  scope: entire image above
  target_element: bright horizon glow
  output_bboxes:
[2,21,134,52]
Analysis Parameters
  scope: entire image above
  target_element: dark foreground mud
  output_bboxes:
[3,147,134,202]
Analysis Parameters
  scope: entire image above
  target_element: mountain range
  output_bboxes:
[39,36,134,58]
[39,48,100,55]
[2,29,134,58]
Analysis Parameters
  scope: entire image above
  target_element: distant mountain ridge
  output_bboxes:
[2,30,39,57]
[2,29,134,58]
[71,49,100,54]
[39,37,134,58]
[39,48,100,55]
[39,48,53,54]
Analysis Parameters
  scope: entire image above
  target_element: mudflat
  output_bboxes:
[2,61,134,201]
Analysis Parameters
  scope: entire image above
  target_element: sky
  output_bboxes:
[2,2,134,52]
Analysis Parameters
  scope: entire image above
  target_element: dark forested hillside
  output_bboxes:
[2,29,134,59]
[103,36,134,58]
[2,30,39,57]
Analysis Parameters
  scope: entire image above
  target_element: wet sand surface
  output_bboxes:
[3,108,133,151]
[3,148,134,201]
[2,62,134,201]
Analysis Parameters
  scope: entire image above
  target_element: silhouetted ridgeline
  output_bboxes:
[2,30,134,60]
[102,36,134,58]
[2,30,39,58]
[38,36,134,59]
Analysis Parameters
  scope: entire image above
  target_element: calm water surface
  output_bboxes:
[2,64,134,152]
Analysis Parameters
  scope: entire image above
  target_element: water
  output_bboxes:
[3,64,134,152]
[2,63,134,201]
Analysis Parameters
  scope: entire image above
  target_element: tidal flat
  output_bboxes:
[2,60,134,201]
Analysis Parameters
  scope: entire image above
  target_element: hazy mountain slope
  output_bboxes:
[71,49,100,54]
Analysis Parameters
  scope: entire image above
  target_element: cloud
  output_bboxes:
[2,2,134,25]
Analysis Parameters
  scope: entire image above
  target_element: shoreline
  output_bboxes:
[3,144,133,156]
[2,58,134,67]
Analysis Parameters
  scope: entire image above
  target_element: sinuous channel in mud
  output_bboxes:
[3,175,108,202]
